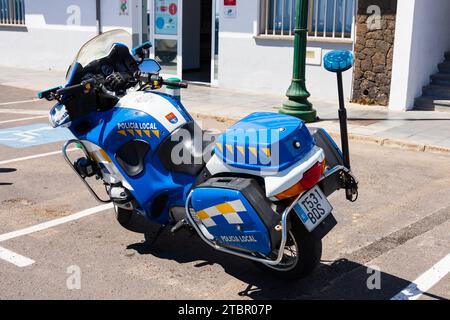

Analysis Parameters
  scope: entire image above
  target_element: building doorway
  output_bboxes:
[147,0,219,84]
[182,0,212,83]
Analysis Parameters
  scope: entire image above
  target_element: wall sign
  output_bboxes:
[224,0,237,19]
[119,0,129,16]
[306,48,322,66]
[155,0,178,35]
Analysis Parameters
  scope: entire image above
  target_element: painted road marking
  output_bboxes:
[0,123,74,148]
[0,99,39,106]
[0,204,113,243]
[0,150,63,165]
[0,109,48,116]
[0,246,35,267]
[0,148,77,165]
[391,253,450,300]
[0,115,47,125]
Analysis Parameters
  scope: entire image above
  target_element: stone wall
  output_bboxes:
[352,0,397,106]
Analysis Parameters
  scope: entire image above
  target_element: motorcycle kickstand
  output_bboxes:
[143,225,166,248]
[170,219,187,234]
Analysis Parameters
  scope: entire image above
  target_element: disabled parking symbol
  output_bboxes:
[0,123,74,148]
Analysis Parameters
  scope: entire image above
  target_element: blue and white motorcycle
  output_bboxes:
[39,30,358,279]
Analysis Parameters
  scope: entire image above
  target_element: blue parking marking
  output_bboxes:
[0,123,74,148]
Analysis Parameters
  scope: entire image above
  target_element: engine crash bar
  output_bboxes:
[184,165,356,266]
[62,139,111,204]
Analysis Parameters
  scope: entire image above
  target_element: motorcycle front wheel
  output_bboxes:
[255,216,322,280]
[114,206,158,234]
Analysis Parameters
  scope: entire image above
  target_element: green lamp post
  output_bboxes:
[279,0,317,123]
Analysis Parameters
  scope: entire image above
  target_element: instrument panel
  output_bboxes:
[101,63,114,76]
[72,44,139,85]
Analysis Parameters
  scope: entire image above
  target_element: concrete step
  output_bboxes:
[415,96,450,112]
[438,61,450,73]
[423,85,450,99]
[431,73,450,86]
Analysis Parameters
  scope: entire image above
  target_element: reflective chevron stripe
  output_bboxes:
[215,143,271,161]
[195,199,246,227]
[116,129,160,139]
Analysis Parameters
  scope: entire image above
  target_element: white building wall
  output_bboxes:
[218,0,354,101]
[0,0,134,72]
[390,0,450,110]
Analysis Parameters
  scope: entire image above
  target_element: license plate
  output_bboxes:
[294,186,333,232]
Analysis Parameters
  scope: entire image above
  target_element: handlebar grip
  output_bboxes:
[56,83,84,96]
[162,80,188,89]
[56,78,99,97]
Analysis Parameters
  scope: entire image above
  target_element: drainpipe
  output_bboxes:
[96,0,102,35]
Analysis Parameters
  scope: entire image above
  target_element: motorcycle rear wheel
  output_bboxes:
[255,216,322,280]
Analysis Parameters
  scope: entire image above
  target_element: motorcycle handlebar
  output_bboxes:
[57,78,100,97]
[56,83,84,96]
[55,72,187,100]
[137,72,188,89]
[162,79,188,89]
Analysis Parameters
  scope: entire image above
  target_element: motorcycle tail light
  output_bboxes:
[275,160,326,201]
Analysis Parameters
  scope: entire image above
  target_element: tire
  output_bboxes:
[254,216,322,280]
[115,206,132,227]
[114,206,158,234]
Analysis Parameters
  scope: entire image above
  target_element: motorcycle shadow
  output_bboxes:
[127,227,425,300]
[0,168,16,186]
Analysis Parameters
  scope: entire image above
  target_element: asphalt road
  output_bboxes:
[0,85,449,300]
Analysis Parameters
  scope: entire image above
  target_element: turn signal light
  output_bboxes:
[275,160,326,201]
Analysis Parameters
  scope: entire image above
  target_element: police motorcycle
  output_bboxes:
[38,30,358,279]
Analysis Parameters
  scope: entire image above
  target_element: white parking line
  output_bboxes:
[391,253,450,300]
[0,246,35,267]
[0,99,39,106]
[0,108,48,116]
[0,116,47,124]
[0,148,76,165]
[0,150,62,165]
[0,204,113,243]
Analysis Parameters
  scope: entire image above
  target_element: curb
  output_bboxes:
[329,131,450,155]
[192,112,450,156]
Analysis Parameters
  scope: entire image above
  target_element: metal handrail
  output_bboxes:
[262,0,355,40]
[0,0,25,25]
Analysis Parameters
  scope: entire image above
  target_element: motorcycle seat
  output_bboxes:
[156,121,220,176]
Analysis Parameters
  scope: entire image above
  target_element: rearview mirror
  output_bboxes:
[139,59,162,74]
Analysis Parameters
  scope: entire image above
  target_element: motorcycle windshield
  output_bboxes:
[65,29,132,81]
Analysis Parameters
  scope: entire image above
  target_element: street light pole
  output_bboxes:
[279,0,317,123]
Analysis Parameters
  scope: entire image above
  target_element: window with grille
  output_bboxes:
[260,0,355,39]
[0,0,26,25]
